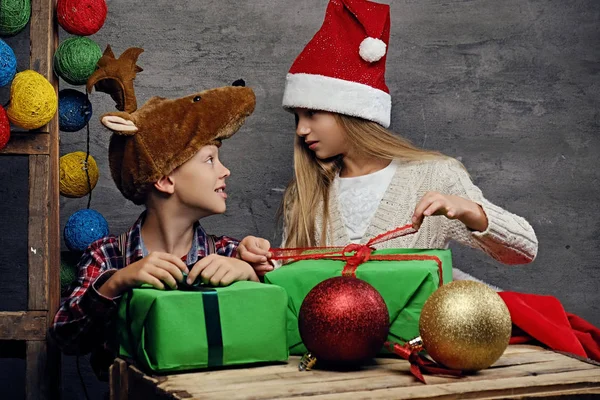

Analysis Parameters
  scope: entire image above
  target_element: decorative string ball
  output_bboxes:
[54,37,102,85]
[0,0,31,36]
[0,39,17,87]
[59,89,92,132]
[57,0,107,36]
[60,151,99,198]
[60,251,80,295]
[0,105,10,151]
[64,209,109,252]
[7,70,58,130]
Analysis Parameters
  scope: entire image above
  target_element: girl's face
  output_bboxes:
[169,145,231,215]
[295,109,349,159]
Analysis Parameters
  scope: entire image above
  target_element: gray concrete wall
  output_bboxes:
[0,0,598,398]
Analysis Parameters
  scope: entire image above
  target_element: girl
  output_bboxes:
[239,0,538,283]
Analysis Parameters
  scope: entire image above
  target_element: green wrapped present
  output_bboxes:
[264,248,452,355]
[117,281,289,373]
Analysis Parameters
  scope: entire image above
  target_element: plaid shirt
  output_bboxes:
[49,212,239,359]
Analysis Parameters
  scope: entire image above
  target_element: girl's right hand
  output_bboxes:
[99,252,189,297]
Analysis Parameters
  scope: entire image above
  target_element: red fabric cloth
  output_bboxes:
[498,292,600,362]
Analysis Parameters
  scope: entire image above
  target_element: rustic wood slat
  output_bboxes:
[28,155,49,311]
[0,132,50,155]
[119,346,600,400]
[0,312,47,340]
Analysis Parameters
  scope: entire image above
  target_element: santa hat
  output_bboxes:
[282,0,392,127]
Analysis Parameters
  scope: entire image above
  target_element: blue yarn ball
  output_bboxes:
[64,209,109,252]
[59,89,92,132]
[0,39,17,87]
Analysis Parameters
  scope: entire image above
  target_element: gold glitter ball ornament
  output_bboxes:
[419,280,512,371]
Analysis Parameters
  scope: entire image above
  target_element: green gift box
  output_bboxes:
[264,248,452,355]
[117,281,289,373]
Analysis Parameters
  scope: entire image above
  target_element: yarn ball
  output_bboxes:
[64,209,109,252]
[57,0,107,36]
[59,89,92,132]
[0,0,31,36]
[60,251,80,295]
[7,70,58,130]
[54,37,102,85]
[0,39,17,87]
[0,105,10,151]
[60,151,99,198]
[298,276,389,365]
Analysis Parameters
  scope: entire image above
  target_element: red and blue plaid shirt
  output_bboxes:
[49,212,239,359]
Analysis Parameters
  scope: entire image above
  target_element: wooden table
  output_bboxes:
[109,345,600,399]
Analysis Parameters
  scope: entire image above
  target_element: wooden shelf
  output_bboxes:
[0,132,50,156]
[0,312,47,341]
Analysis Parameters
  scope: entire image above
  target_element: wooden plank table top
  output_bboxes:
[111,345,600,400]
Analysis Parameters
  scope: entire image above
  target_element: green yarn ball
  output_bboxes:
[60,251,80,295]
[54,37,102,85]
[0,0,31,36]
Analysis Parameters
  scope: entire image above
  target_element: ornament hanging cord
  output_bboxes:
[83,91,92,209]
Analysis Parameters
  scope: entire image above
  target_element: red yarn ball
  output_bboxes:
[0,105,10,151]
[298,276,389,364]
[57,0,108,36]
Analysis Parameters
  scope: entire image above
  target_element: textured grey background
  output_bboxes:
[0,0,599,398]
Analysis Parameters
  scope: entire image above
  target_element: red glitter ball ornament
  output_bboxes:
[0,105,10,151]
[298,276,389,364]
[57,0,108,36]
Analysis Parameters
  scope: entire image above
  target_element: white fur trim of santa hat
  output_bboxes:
[282,73,391,128]
[359,37,387,63]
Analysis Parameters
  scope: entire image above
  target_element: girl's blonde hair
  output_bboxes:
[280,113,447,248]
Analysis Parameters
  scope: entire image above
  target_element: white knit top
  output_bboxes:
[313,157,538,284]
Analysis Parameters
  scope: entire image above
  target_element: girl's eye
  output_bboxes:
[307,110,316,117]
[206,157,214,164]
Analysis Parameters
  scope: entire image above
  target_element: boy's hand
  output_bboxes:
[237,235,274,277]
[412,191,488,232]
[188,254,259,286]
[100,252,189,297]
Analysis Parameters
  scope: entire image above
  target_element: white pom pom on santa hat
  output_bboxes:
[359,37,387,63]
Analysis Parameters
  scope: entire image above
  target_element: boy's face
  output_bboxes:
[170,145,230,216]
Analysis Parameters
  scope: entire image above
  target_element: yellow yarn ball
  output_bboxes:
[60,151,99,198]
[7,70,57,130]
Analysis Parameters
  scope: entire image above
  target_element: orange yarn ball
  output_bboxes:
[57,0,107,36]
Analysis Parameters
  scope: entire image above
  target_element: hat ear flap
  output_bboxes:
[101,112,138,136]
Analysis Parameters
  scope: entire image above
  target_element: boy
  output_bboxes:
[50,46,265,376]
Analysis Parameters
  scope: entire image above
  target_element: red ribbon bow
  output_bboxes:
[384,341,463,383]
[269,224,445,284]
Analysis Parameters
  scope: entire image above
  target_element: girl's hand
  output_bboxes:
[100,252,189,297]
[412,191,488,232]
[237,235,274,277]
[188,254,259,286]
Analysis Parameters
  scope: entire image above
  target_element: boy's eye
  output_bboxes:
[307,110,317,117]
[206,157,214,164]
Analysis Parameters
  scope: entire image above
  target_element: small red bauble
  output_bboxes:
[0,105,10,151]
[57,0,108,36]
[298,276,389,364]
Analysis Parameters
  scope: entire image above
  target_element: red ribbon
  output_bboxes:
[384,341,463,383]
[270,224,444,284]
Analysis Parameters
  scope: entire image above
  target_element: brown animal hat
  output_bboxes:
[87,46,256,205]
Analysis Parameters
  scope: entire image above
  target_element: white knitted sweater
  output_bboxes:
[313,158,538,285]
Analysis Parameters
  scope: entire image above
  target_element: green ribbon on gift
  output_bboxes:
[125,285,224,367]
[201,289,223,367]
